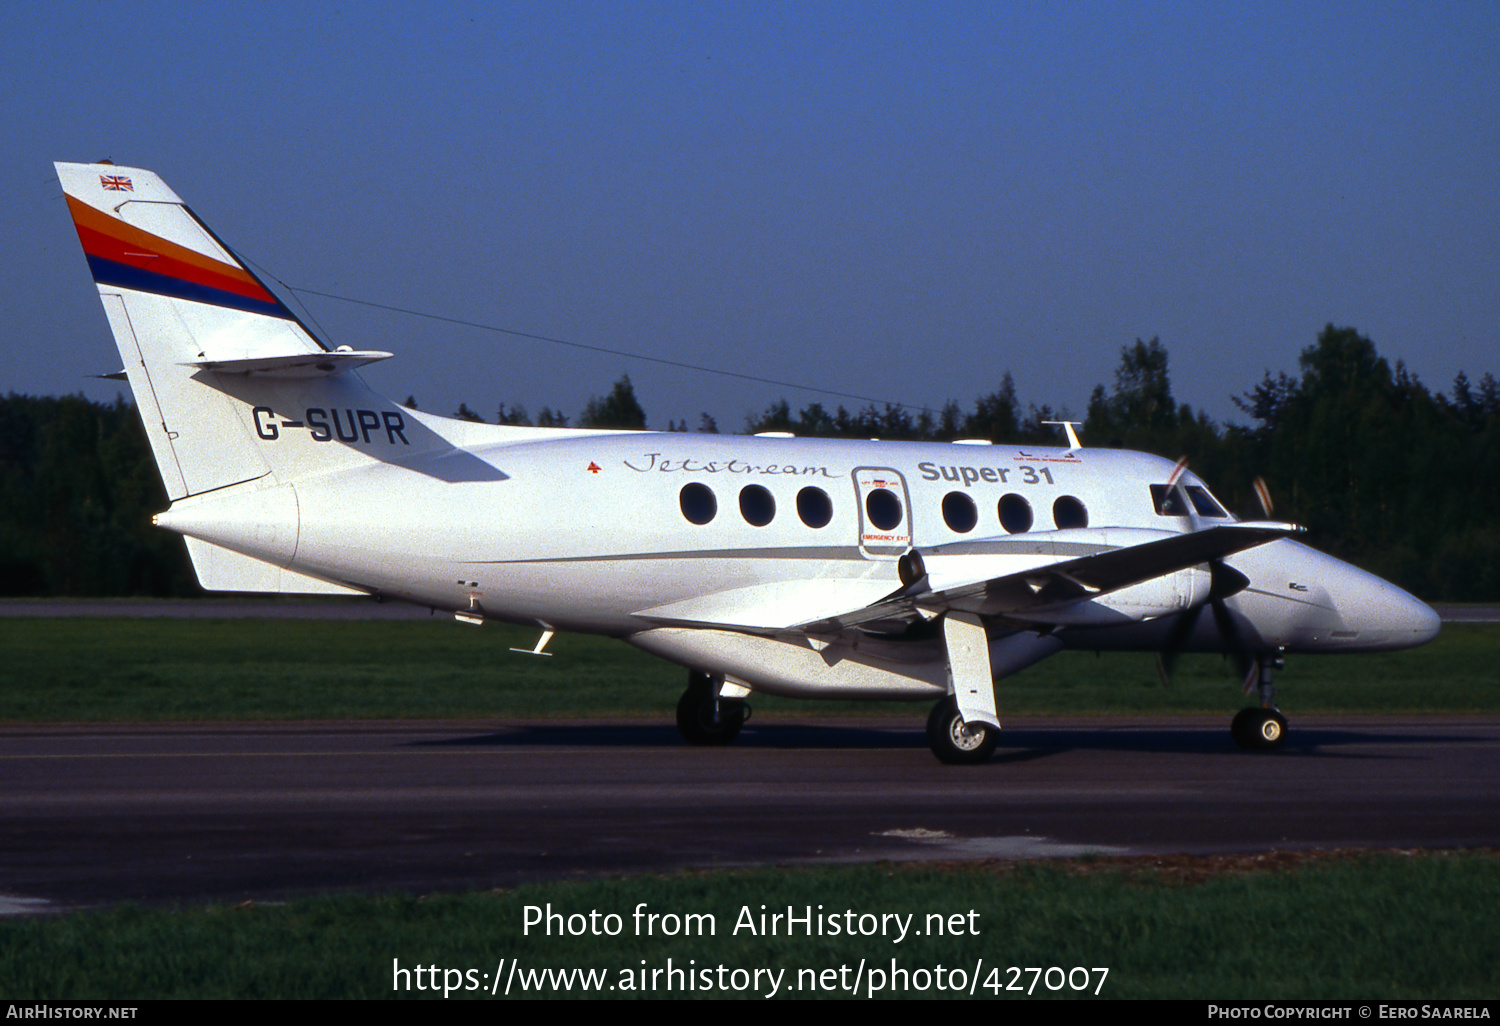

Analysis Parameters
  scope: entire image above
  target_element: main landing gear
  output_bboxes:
[676,671,749,746]
[926,695,999,765]
[1231,654,1287,751]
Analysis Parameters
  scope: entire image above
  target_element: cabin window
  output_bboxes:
[679,482,717,525]
[739,484,776,527]
[1053,495,1088,529]
[942,491,978,533]
[998,493,1033,534]
[796,486,833,528]
[865,488,903,531]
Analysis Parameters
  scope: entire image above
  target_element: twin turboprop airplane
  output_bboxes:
[55,161,1441,763]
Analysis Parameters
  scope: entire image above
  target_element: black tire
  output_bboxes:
[1230,707,1255,748]
[676,675,746,746]
[925,696,998,765]
[1231,707,1287,751]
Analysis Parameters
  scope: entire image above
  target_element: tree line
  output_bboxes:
[2,325,1495,599]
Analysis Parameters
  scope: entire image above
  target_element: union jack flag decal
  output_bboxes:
[99,175,133,191]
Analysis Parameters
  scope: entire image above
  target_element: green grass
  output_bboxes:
[2,853,1496,999]
[0,616,1494,722]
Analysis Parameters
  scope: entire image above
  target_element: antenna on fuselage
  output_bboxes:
[1041,420,1082,451]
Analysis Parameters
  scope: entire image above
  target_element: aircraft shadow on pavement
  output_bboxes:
[410,722,1484,758]
[415,723,928,750]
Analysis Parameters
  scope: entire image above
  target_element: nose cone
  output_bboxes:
[1357,580,1441,648]
[1324,558,1441,651]
[1407,592,1442,644]
[1234,541,1442,652]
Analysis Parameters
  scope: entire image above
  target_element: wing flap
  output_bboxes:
[632,577,896,633]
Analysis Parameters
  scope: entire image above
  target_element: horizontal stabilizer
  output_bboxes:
[189,349,393,378]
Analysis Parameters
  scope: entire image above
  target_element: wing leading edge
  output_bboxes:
[799,521,1300,634]
[804,522,1296,633]
[632,521,1300,636]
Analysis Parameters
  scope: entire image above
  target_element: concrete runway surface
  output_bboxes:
[1,716,1497,913]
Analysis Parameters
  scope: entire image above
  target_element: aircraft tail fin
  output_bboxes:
[55,161,408,500]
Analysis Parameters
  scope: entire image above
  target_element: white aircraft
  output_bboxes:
[54,161,1441,763]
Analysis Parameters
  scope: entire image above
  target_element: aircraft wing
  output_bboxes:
[797,521,1300,634]
[631,522,1298,636]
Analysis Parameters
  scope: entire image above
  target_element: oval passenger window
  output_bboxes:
[998,493,1033,534]
[865,488,903,531]
[1053,495,1088,529]
[796,486,833,528]
[680,483,717,525]
[739,484,775,527]
[942,491,978,533]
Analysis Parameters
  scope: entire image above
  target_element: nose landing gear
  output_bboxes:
[1231,706,1287,750]
[1232,654,1287,751]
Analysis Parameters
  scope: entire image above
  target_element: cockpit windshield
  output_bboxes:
[1150,484,1230,519]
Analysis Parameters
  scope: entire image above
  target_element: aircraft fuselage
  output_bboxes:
[157,420,1439,676]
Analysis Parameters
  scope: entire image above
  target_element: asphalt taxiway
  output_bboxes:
[2,716,1497,912]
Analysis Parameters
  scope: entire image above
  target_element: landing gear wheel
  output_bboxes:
[1231,707,1287,751]
[676,674,747,746]
[926,696,998,765]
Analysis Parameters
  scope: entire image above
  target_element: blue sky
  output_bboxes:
[5,1,1497,431]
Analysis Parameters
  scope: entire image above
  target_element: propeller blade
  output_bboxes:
[1241,656,1262,695]
[1253,476,1274,518]
[1208,590,1257,683]
[1157,558,1251,686]
[1166,456,1189,488]
[1155,602,1205,686]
